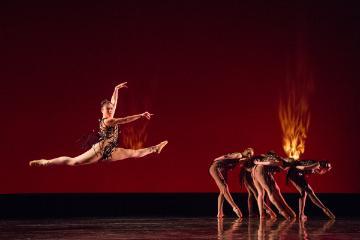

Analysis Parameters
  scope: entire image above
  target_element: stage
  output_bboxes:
[1,217,359,239]
[0,193,359,239]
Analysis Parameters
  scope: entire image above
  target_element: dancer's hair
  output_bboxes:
[101,99,112,108]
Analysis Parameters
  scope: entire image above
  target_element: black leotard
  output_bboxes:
[97,118,119,160]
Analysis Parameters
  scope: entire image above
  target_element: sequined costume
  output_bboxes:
[209,153,241,185]
[96,118,119,160]
[239,158,255,188]
[251,154,283,191]
[286,160,319,192]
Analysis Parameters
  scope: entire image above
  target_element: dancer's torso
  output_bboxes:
[97,118,119,160]
[214,158,240,172]
[252,155,282,174]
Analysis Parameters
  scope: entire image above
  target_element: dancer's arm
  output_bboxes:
[107,112,152,125]
[111,82,128,116]
[214,152,242,161]
[295,162,320,171]
[253,159,280,166]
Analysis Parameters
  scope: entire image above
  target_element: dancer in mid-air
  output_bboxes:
[286,159,335,220]
[251,151,296,219]
[29,82,168,167]
[209,148,254,218]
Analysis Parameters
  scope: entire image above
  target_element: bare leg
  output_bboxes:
[289,180,308,220]
[272,184,296,218]
[244,172,257,217]
[299,192,308,220]
[107,141,168,161]
[209,164,243,218]
[247,188,256,217]
[246,171,276,219]
[252,167,266,219]
[29,141,168,167]
[29,144,102,167]
[307,188,335,219]
[290,179,335,219]
[217,193,225,218]
[254,166,294,219]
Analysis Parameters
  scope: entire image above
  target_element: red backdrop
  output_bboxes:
[1,1,359,193]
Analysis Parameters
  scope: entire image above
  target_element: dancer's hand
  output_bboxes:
[115,82,128,90]
[141,111,153,120]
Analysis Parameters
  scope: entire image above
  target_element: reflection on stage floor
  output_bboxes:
[1,217,359,239]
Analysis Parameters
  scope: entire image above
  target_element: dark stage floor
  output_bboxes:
[1,217,359,239]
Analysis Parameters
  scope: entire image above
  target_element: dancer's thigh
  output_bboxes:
[73,144,102,165]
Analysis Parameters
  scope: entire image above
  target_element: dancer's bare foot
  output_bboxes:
[269,212,277,219]
[265,209,277,219]
[300,214,308,221]
[155,140,168,154]
[233,207,243,218]
[323,208,336,219]
[279,211,291,220]
[29,159,49,167]
[217,213,224,218]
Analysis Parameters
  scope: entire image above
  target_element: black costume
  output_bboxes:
[239,158,255,188]
[97,118,119,160]
[210,153,241,185]
[78,118,120,160]
[251,154,283,191]
[286,160,320,192]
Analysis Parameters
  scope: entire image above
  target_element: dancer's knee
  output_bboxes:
[219,184,228,194]
[268,193,277,203]
[288,209,296,218]
[300,190,307,198]
[67,158,79,166]
[305,188,315,196]
[257,191,264,201]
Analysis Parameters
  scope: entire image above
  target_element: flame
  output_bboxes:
[279,45,313,160]
[121,122,148,149]
[279,87,310,160]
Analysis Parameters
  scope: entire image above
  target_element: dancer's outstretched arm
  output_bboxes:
[106,112,153,125]
[253,159,281,166]
[110,82,127,117]
[295,162,320,171]
[214,152,243,161]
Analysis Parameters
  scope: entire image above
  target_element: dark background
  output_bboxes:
[1,1,359,194]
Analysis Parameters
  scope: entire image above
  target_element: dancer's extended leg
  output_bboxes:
[107,141,168,161]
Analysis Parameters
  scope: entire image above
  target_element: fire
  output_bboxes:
[279,87,310,160]
[121,122,148,149]
[278,36,314,160]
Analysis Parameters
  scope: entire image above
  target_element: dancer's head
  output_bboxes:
[101,99,114,117]
[242,148,254,158]
[266,150,277,157]
[315,160,332,174]
[264,150,289,167]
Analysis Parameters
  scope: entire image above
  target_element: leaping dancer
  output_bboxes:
[29,82,168,167]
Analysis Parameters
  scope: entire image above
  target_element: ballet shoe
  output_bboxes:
[323,208,336,219]
[29,159,48,167]
[233,207,243,218]
[300,214,308,221]
[155,140,168,154]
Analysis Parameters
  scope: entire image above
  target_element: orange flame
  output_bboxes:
[121,122,148,149]
[279,86,310,160]
[279,34,314,160]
